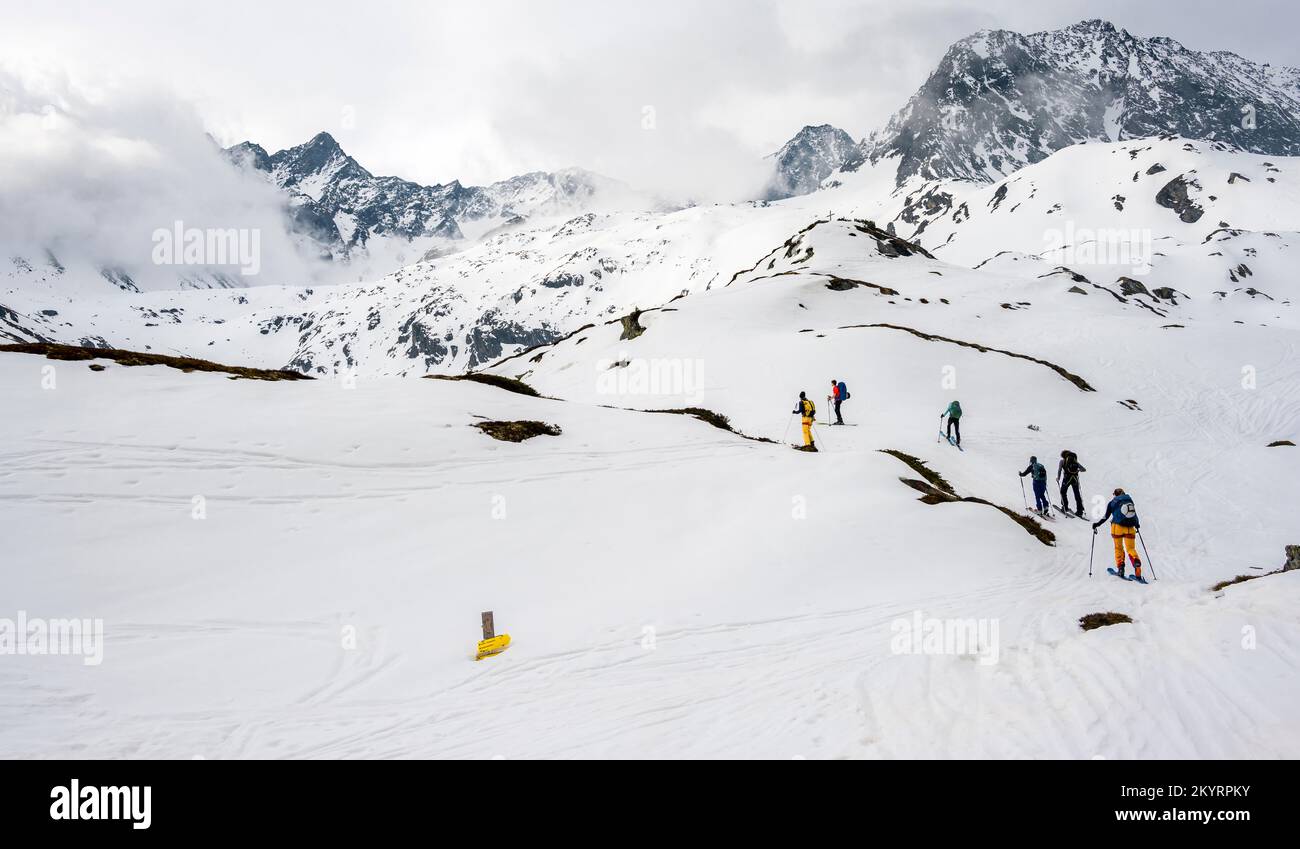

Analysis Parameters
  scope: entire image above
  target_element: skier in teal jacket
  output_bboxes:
[943,401,962,446]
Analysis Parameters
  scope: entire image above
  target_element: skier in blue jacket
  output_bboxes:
[1093,488,1144,581]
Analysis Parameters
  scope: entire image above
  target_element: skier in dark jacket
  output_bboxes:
[1093,488,1143,581]
[1019,456,1050,515]
[1057,450,1086,517]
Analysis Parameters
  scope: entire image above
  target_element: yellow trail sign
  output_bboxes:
[476,634,511,661]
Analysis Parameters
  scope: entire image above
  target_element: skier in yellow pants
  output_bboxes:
[792,392,817,450]
[1112,527,1140,574]
[1093,488,1144,582]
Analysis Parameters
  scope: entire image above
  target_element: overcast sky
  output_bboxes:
[3,0,1299,193]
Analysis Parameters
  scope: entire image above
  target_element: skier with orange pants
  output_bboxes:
[1093,488,1145,583]
[792,392,817,450]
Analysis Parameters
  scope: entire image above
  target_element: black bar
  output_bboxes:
[2,759,1284,836]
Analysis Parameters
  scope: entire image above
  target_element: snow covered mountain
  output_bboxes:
[854,19,1300,185]
[881,136,1300,283]
[10,200,1296,758]
[226,132,642,262]
[5,20,1300,381]
[4,138,1297,374]
[766,124,859,199]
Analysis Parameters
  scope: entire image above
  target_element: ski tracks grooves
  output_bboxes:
[0,437,752,508]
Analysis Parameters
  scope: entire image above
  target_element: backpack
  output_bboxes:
[1064,452,1081,477]
[838,381,849,401]
[807,399,816,420]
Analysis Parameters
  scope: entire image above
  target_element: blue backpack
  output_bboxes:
[838,381,849,400]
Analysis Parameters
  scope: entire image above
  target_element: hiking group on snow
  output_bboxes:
[787,390,1153,585]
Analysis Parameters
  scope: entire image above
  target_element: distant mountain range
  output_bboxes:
[228,20,1300,256]
[770,19,1300,193]
[225,132,636,261]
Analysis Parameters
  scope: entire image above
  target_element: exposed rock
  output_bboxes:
[395,316,451,370]
[538,272,585,289]
[619,308,646,341]
[1117,277,1152,298]
[1155,175,1205,223]
[465,311,562,369]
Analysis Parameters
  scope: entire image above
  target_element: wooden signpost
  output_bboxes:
[475,610,511,661]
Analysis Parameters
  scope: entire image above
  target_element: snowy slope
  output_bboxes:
[0,184,888,373]
[4,211,1297,758]
[879,138,1300,307]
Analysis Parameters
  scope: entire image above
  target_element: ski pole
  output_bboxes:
[1088,528,1096,578]
[1019,476,1029,511]
[937,414,943,443]
[781,415,794,445]
[1137,529,1158,581]
[813,421,830,450]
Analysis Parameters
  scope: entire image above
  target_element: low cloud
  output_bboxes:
[0,65,326,289]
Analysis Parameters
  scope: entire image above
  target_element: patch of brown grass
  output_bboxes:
[473,420,562,443]
[1080,612,1133,631]
[839,324,1095,392]
[882,450,1055,547]
[879,450,955,495]
[426,372,541,397]
[0,342,311,381]
[647,407,775,443]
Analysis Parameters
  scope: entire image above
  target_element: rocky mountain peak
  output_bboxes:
[855,19,1300,186]
[766,124,858,199]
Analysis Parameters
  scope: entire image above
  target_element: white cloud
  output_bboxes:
[0,0,1296,196]
[0,64,323,287]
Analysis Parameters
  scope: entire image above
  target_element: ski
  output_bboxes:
[1056,505,1085,520]
[1107,568,1131,581]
